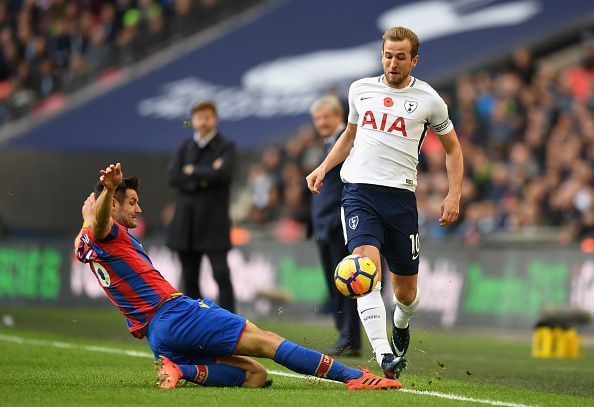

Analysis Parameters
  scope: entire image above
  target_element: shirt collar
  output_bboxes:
[193,129,217,148]
[379,74,415,90]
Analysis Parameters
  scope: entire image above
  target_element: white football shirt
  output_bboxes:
[341,75,453,191]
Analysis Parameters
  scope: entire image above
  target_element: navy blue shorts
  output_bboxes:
[341,183,420,276]
[146,296,247,365]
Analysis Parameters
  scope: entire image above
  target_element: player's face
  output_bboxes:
[192,109,218,136]
[382,39,418,88]
[114,189,142,228]
[312,105,342,138]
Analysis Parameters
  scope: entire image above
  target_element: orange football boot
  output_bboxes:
[154,356,183,389]
[345,367,403,390]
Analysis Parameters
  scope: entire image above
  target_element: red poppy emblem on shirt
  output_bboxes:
[384,97,394,107]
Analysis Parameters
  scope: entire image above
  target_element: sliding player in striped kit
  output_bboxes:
[74,163,402,390]
[307,27,464,378]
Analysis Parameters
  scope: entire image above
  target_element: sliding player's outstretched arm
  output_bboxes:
[93,163,123,240]
[306,122,356,194]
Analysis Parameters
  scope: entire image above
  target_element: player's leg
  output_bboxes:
[148,296,252,389]
[149,295,399,390]
[155,353,251,389]
[351,246,406,378]
[155,354,267,388]
[341,184,394,371]
[154,355,245,388]
[392,274,418,306]
[150,297,347,388]
[234,321,401,389]
[383,188,421,360]
[351,244,393,362]
[215,355,269,388]
[390,273,419,357]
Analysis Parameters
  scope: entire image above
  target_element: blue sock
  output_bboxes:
[178,364,246,387]
[273,339,363,382]
[179,365,197,381]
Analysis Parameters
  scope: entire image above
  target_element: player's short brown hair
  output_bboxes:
[382,27,420,58]
[191,101,217,117]
[94,176,140,204]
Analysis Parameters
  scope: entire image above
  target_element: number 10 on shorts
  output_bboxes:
[409,233,420,259]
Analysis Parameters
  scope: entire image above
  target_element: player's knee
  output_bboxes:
[241,322,285,357]
[251,330,284,357]
[250,364,269,388]
[353,245,381,270]
[354,245,377,256]
[243,364,268,388]
[262,330,284,347]
[253,370,269,388]
[395,286,417,305]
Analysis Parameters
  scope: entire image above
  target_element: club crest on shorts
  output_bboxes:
[348,216,359,230]
[404,100,418,113]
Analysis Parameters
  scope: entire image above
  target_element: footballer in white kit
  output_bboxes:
[341,75,453,191]
[306,27,463,380]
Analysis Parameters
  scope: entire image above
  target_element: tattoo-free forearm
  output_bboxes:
[438,130,463,197]
[445,143,463,196]
[93,188,114,240]
[320,124,356,172]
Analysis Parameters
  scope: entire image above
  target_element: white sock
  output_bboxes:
[357,283,392,366]
[393,289,420,329]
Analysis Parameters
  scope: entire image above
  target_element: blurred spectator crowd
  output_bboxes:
[241,45,594,245]
[1,1,591,246]
[0,0,260,124]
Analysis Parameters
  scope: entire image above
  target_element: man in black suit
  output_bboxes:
[310,95,361,356]
[166,101,236,312]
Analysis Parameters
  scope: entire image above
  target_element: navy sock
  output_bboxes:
[179,364,197,381]
[178,364,246,387]
[273,339,362,382]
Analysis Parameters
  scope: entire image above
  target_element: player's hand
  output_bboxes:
[81,192,96,222]
[99,163,123,191]
[439,192,460,226]
[306,166,326,194]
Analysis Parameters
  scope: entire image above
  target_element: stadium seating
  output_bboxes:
[0,0,261,124]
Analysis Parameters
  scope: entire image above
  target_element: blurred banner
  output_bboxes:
[1,239,592,331]
[3,0,594,151]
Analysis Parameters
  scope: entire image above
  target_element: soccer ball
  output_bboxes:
[334,255,379,298]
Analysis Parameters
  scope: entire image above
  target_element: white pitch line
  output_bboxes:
[0,333,154,358]
[0,333,532,407]
[399,389,532,407]
[265,370,532,407]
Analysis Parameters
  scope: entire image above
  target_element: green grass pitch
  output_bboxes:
[0,307,592,406]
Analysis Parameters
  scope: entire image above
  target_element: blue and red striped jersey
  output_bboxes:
[77,222,181,338]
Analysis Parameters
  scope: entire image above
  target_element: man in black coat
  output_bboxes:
[310,95,361,356]
[166,101,236,312]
